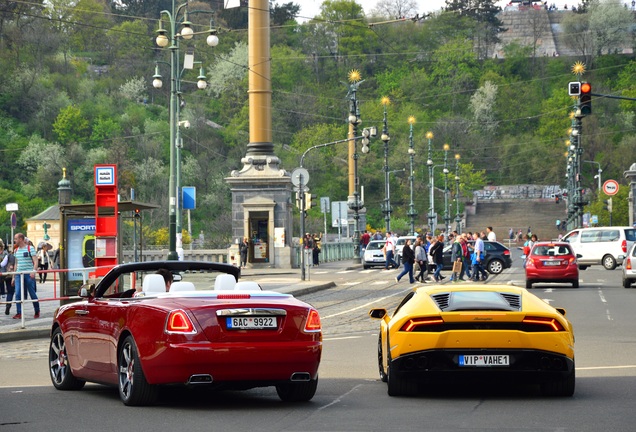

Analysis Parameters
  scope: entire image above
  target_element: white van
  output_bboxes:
[563,226,636,270]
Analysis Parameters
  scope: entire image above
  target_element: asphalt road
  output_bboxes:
[2,259,636,431]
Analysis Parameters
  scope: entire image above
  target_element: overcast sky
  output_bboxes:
[297,1,582,22]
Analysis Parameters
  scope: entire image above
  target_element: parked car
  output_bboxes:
[525,241,580,289]
[369,283,575,397]
[49,261,322,406]
[563,226,636,270]
[363,240,387,269]
[621,243,636,288]
[442,241,512,274]
[395,235,417,266]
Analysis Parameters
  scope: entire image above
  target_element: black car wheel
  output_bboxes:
[572,279,580,288]
[378,334,387,382]
[118,335,158,406]
[623,278,632,288]
[487,259,504,274]
[540,362,575,397]
[49,327,86,390]
[526,279,533,289]
[276,378,318,402]
[602,255,617,270]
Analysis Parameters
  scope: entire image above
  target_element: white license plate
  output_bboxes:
[459,354,509,367]
[227,317,277,329]
[544,261,561,266]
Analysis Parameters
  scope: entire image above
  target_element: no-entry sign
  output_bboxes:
[603,179,619,196]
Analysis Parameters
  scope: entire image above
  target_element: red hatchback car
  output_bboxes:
[525,242,580,288]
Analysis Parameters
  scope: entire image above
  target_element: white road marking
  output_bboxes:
[337,270,356,274]
[578,365,636,371]
[322,288,412,319]
[542,298,553,304]
[323,336,363,341]
[544,288,553,293]
[318,384,362,411]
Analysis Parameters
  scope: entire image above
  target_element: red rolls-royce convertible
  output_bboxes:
[49,261,322,406]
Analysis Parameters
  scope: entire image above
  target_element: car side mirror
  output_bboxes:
[576,254,582,258]
[555,307,566,317]
[78,283,95,298]
[369,308,387,319]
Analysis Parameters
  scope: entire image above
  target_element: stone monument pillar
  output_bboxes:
[624,163,636,227]
[225,0,292,269]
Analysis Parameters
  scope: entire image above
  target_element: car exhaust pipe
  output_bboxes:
[290,372,311,382]
[187,374,213,384]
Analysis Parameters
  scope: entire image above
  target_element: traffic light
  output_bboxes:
[579,82,592,115]
[568,81,581,96]
[603,198,613,212]
[134,208,140,218]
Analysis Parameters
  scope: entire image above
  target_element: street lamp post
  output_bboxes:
[584,160,602,191]
[381,97,391,233]
[153,2,218,260]
[346,71,365,263]
[426,131,435,233]
[407,116,417,235]
[443,143,451,234]
[454,153,461,233]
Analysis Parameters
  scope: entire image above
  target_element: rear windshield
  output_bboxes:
[366,242,384,250]
[625,229,636,241]
[532,245,572,256]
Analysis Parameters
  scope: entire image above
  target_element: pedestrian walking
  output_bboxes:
[429,235,445,282]
[471,232,488,281]
[414,238,429,282]
[312,233,321,266]
[239,237,249,268]
[383,232,398,270]
[1,247,15,315]
[395,239,415,284]
[37,243,52,283]
[11,233,40,319]
[486,226,497,242]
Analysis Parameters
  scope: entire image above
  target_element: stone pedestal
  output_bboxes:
[226,156,293,269]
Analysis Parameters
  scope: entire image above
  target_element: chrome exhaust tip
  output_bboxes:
[187,374,213,384]
[290,372,311,382]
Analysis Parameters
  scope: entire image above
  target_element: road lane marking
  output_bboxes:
[318,384,362,411]
[321,288,412,319]
[578,365,636,371]
[323,336,363,341]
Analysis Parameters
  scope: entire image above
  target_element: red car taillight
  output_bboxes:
[568,256,577,266]
[622,240,627,253]
[166,310,195,333]
[217,294,251,299]
[400,317,444,332]
[522,316,565,331]
[304,309,321,332]
[503,250,510,256]
[525,257,536,268]
[626,257,632,270]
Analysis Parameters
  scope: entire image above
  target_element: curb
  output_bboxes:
[0,328,50,343]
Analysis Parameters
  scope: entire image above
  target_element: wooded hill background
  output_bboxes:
[0,0,634,244]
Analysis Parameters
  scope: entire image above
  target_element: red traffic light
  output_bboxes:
[579,82,592,115]
[580,82,591,94]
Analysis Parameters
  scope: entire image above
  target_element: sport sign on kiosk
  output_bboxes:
[603,179,619,196]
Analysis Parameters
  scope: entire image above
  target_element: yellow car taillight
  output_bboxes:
[401,317,444,332]
[523,316,565,331]
[626,257,632,270]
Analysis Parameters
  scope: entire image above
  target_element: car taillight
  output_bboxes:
[622,240,627,253]
[503,250,510,256]
[217,294,251,299]
[526,258,536,268]
[166,310,195,333]
[304,309,321,332]
[627,257,632,270]
[522,316,565,331]
[568,257,577,265]
[400,317,444,332]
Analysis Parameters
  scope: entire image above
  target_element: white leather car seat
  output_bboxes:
[143,274,166,294]
[214,274,237,290]
[234,281,262,291]
[169,281,196,292]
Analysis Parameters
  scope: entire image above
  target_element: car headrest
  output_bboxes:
[143,274,166,293]
[214,274,237,290]
[234,281,262,291]
[170,281,195,292]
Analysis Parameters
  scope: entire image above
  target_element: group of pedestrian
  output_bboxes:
[390,228,499,285]
[303,233,322,266]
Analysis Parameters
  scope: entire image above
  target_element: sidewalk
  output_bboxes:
[0,262,348,343]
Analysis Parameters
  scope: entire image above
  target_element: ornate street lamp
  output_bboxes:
[454,153,461,233]
[426,131,435,233]
[381,97,391,233]
[443,143,451,234]
[153,3,218,260]
[346,70,365,262]
[407,116,417,235]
